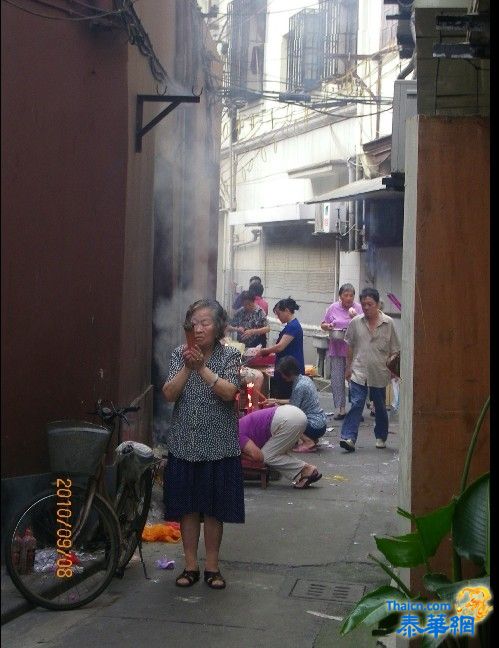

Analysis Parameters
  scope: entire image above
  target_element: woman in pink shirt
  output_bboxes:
[320,284,362,420]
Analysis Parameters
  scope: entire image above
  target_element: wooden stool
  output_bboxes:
[241,457,270,489]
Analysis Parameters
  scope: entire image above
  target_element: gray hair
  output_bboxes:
[183,299,228,340]
[339,283,355,295]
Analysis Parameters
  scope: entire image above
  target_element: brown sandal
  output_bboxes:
[175,569,200,587]
[293,469,322,489]
[204,570,226,590]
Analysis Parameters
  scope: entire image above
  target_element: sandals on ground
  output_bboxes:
[293,468,323,489]
[204,570,226,590]
[175,569,200,587]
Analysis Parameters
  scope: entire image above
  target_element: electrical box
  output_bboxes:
[314,201,347,234]
[391,79,417,174]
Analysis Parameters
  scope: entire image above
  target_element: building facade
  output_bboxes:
[210,0,405,368]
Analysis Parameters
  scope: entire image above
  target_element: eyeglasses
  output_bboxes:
[190,319,214,328]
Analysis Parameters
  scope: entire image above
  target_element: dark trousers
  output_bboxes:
[341,381,388,443]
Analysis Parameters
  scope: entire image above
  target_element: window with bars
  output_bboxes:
[286,9,324,92]
[226,0,267,99]
[285,0,358,90]
[320,0,358,80]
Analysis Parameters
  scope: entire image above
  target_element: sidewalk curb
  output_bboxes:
[1,599,34,626]
[1,567,34,626]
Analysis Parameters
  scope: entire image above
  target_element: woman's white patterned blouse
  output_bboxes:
[166,342,242,461]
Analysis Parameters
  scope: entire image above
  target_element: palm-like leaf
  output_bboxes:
[375,533,426,567]
[453,473,489,566]
[340,585,407,635]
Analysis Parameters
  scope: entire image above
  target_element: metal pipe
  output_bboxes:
[228,106,237,309]
[347,159,356,251]
[375,58,382,139]
[398,10,417,80]
[334,235,340,297]
[229,108,237,212]
[397,55,415,80]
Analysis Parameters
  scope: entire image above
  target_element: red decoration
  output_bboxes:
[246,382,254,413]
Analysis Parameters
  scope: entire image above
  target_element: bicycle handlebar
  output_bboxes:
[89,400,140,427]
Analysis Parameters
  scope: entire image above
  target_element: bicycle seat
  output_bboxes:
[47,420,112,476]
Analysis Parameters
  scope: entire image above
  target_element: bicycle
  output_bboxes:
[4,401,161,611]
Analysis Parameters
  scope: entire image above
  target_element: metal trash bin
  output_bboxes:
[47,420,112,476]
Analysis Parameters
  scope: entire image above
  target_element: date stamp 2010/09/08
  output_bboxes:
[55,478,73,578]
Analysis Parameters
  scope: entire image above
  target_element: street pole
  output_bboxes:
[335,233,340,297]
[228,104,237,309]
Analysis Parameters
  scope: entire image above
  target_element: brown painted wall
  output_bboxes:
[1,6,129,478]
[1,1,222,481]
[410,116,489,588]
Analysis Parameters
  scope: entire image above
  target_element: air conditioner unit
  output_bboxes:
[314,202,347,234]
[391,79,417,174]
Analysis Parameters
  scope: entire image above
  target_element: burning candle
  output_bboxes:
[246,382,254,413]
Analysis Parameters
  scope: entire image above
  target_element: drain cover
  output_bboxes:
[290,579,366,603]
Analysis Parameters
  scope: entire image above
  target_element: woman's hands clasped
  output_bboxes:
[182,344,205,371]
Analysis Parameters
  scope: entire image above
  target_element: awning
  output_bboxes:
[306,176,402,203]
[227,202,315,226]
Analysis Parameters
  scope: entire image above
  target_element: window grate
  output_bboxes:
[226,0,267,99]
[286,9,324,92]
[320,0,358,80]
[286,1,359,91]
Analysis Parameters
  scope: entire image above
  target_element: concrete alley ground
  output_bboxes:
[2,392,401,648]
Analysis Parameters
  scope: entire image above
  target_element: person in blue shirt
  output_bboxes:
[259,297,304,399]
[263,355,327,452]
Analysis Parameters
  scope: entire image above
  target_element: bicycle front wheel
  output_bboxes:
[115,470,153,573]
[5,487,120,611]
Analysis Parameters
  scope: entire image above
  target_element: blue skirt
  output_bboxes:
[163,454,245,523]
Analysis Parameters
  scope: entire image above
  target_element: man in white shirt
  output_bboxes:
[339,287,400,452]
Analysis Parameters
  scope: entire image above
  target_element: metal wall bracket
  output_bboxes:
[135,94,201,152]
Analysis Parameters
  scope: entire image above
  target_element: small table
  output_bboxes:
[241,457,270,489]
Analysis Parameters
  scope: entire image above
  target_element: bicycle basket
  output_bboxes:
[47,420,112,476]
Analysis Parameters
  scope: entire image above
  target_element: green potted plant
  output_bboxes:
[340,397,490,647]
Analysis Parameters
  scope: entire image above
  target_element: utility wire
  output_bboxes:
[1,0,132,21]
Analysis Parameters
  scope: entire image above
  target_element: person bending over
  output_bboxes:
[238,405,322,489]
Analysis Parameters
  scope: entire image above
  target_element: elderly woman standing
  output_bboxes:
[321,284,362,420]
[162,299,244,590]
